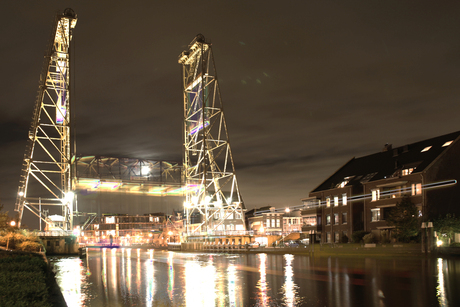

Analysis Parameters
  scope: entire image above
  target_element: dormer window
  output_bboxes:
[336,176,353,188]
[442,141,453,147]
[402,168,415,176]
[421,146,432,152]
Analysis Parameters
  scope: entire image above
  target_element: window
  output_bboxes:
[334,213,339,225]
[342,194,347,206]
[326,232,331,243]
[335,232,340,243]
[271,219,275,227]
[402,168,414,176]
[326,214,331,225]
[106,216,115,223]
[421,146,432,152]
[381,185,404,199]
[55,241,60,246]
[412,183,422,195]
[372,189,380,201]
[371,209,380,222]
[266,219,270,228]
[334,196,339,207]
[303,216,316,226]
[443,141,453,147]
[276,219,280,228]
[342,212,347,224]
[284,219,287,224]
[326,197,330,207]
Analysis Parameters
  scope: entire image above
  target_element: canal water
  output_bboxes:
[49,248,460,307]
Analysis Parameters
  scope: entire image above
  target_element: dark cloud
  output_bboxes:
[1,1,460,224]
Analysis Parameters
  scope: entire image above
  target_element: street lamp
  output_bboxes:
[10,221,16,227]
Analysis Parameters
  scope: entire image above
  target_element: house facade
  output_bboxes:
[305,131,460,243]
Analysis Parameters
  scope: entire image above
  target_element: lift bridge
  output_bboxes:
[15,10,245,235]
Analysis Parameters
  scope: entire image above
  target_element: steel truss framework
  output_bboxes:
[73,156,185,196]
[179,34,245,234]
[15,9,77,230]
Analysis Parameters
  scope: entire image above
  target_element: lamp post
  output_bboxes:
[285,207,290,235]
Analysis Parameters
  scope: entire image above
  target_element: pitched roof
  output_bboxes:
[311,131,460,193]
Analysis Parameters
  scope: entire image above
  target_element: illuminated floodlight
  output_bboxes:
[18,191,24,197]
[192,196,198,205]
[204,196,211,204]
[141,166,151,176]
[285,208,290,213]
[437,240,444,247]
[184,201,192,209]
[10,221,16,227]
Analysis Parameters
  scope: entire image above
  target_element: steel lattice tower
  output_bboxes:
[15,9,77,230]
[179,34,245,234]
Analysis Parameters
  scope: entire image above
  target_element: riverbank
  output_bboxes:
[0,249,67,307]
[181,243,460,258]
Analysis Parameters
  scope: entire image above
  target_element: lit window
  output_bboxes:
[421,146,432,152]
[371,209,380,222]
[342,193,347,206]
[276,219,280,228]
[326,232,331,243]
[326,197,330,207]
[271,219,275,227]
[326,214,331,225]
[443,141,453,147]
[402,168,414,176]
[266,219,270,228]
[372,189,380,201]
[335,232,340,243]
[334,213,339,224]
[334,196,339,207]
[412,183,422,195]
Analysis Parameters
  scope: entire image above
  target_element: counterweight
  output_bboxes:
[15,9,77,231]
[179,34,245,234]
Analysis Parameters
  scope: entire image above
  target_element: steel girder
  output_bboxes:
[15,9,77,231]
[179,34,245,234]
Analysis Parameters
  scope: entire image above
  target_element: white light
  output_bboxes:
[285,208,290,213]
[437,240,443,247]
[192,196,198,205]
[204,196,211,204]
[141,166,150,176]
[18,191,24,197]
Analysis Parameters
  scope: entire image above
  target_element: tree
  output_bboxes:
[386,197,419,243]
[434,214,460,244]
[0,204,9,230]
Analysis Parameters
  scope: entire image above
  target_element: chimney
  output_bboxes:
[382,143,392,152]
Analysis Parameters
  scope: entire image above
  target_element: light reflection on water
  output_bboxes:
[50,250,460,307]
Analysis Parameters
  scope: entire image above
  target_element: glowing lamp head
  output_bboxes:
[10,221,16,227]
[285,208,290,213]
[437,240,444,247]
[18,191,24,197]
[168,231,173,236]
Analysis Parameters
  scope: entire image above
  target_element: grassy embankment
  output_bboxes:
[0,231,66,307]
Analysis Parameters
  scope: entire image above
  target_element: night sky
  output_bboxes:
[1,1,460,224]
